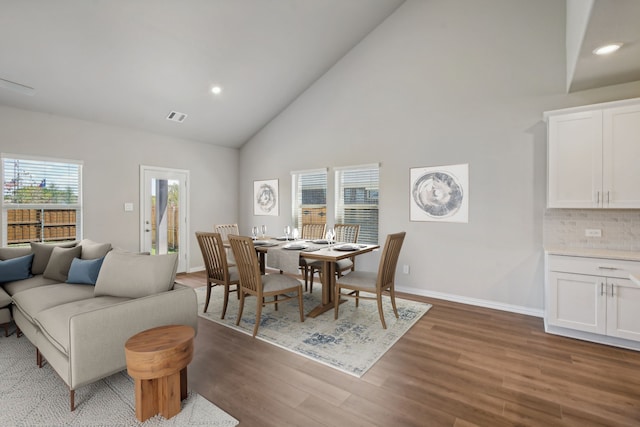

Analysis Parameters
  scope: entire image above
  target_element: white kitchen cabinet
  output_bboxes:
[545,98,640,208]
[545,253,640,349]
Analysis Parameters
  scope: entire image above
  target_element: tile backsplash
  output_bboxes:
[544,209,640,251]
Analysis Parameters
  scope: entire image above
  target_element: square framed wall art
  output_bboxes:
[410,163,469,223]
[254,179,279,216]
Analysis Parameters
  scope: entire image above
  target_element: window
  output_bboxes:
[291,169,327,231]
[2,154,82,246]
[335,164,379,244]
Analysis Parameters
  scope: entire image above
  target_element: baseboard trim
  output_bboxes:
[188,265,206,274]
[395,286,544,318]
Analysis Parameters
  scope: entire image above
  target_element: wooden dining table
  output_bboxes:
[252,239,380,318]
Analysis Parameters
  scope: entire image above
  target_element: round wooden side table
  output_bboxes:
[124,324,195,422]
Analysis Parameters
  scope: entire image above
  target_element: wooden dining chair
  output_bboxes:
[196,232,240,319]
[334,231,406,329]
[214,223,239,263]
[308,223,360,293]
[299,223,326,291]
[228,234,304,337]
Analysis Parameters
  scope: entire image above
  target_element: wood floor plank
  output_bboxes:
[178,272,640,426]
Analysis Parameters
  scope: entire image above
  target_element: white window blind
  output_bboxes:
[335,164,379,244]
[2,154,82,245]
[291,168,327,230]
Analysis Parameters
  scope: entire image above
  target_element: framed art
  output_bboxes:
[254,179,279,216]
[410,163,469,223]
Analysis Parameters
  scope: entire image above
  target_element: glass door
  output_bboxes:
[140,166,189,273]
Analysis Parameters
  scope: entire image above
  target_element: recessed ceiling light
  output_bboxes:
[211,85,222,95]
[593,43,623,55]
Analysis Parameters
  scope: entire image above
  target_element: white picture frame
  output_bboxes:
[410,163,469,223]
[254,179,279,216]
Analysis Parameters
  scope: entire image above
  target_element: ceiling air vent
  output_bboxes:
[166,111,187,123]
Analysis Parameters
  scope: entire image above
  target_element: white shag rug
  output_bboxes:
[196,283,431,377]
[0,331,239,427]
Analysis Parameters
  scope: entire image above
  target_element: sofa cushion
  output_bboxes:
[43,246,82,282]
[94,252,178,298]
[34,296,131,355]
[0,246,33,260]
[66,257,105,285]
[0,253,34,283]
[2,275,60,296]
[11,283,96,324]
[79,239,112,260]
[30,242,77,275]
[0,287,12,308]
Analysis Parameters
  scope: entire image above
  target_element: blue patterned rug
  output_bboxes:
[195,283,431,377]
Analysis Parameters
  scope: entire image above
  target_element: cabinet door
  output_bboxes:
[547,272,606,334]
[603,104,640,208]
[606,278,640,342]
[547,111,603,208]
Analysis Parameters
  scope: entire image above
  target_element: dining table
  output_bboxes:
[246,238,380,318]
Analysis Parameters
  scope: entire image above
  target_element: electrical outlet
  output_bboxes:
[402,264,410,274]
[585,229,602,237]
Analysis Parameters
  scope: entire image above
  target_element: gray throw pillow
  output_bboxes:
[42,246,82,282]
[30,242,77,275]
[94,252,178,298]
[0,246,33,261]
[78,239,112,260]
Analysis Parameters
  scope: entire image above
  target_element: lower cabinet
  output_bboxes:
[546,254,640,348]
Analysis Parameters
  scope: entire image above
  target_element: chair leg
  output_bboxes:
[303,266,309,291]
[37,348,43,368]
[377,294,387,329]
[221,285,230,319]
[253,299,262,337]
[70,389,75,411]
[355,290,360,307]
[298,287,304,323]
[334,284,340,320]
[204,283,212,313]
[274,295,278,311]
[236,293,246,326]
[390,287,399,319]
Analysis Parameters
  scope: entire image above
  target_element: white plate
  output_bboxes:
[283,243,308,250]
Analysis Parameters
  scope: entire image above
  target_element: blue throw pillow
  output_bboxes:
[0,253,34,283]
[66,256,105,285]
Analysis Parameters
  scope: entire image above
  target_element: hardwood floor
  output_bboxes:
[177,271,640,426]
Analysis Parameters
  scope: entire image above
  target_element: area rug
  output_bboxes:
[0,332,239,427]
[195,283,431,377]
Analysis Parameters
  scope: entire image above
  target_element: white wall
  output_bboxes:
[0,105,239,271]
[239,0,640,315]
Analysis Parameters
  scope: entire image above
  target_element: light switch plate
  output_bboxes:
[124,202,134,212]
[585,229,602,237]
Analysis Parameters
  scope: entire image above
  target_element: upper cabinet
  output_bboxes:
[545,98,640,208]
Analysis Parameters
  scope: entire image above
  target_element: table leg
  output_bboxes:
[135,378,159,422]
[159,371,182,420]
[180,366,188,400]
[259,252,266,274]
[307,260,343,318]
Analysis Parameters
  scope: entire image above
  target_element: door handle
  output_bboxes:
[596,191,600,205]
[607,191,610,205]
[600,282,604,296]
[145,229,151,232]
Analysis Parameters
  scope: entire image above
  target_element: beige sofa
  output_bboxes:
[0,240,198,411]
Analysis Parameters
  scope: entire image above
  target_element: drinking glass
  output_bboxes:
[326,228,335,248]
[261,225,267,239]
[252,226,258,241]
[284,225,291,241]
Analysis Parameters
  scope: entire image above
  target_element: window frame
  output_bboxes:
[2,153,83,246]
[291,168,328,231]
[334,163,380,245]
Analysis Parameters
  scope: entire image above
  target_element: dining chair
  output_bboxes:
[308,223,360,293]
[334,231,406,329]
[195,232,240,319]
[214,223,239,264]
[299,223,326,291]
[228,234,304,337]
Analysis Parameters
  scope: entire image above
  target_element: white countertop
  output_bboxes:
[545,247,640,262]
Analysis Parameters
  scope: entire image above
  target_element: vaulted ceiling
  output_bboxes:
[0,0,639,148]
